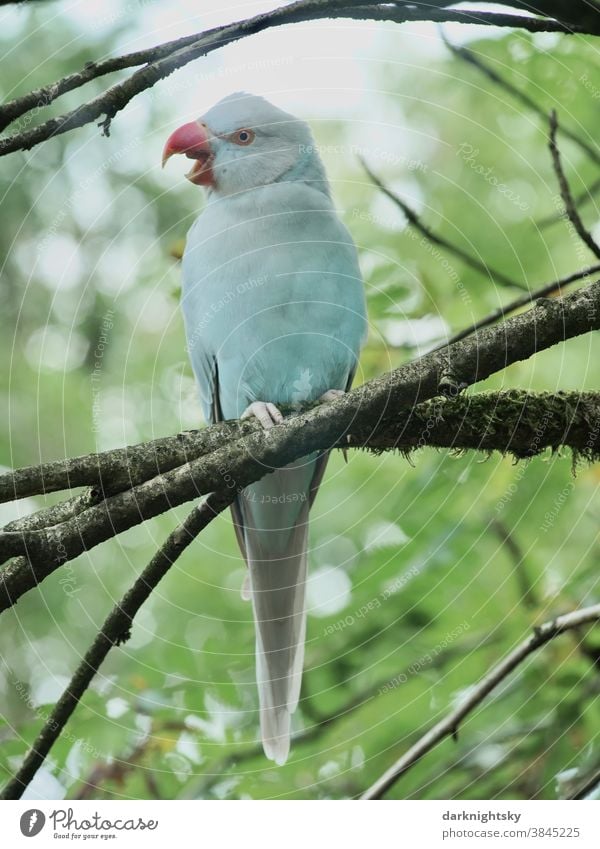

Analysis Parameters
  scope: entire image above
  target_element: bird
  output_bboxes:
[162,92,367,765]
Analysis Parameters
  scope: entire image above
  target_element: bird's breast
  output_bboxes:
[181,183,366,416]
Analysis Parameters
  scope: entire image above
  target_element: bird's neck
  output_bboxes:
[273,149,331,198]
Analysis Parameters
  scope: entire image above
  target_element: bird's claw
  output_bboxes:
[241,401,284,430]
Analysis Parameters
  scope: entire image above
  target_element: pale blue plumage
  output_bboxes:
[178,93,366,763]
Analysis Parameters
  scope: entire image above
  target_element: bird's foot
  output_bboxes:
[241,401,283,430]
[319,388,345,403]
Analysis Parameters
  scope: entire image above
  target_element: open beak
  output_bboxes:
[162,120,215,186]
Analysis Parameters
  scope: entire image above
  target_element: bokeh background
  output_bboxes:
[1,0,599,800]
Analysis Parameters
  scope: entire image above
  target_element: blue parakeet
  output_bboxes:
[163,92,367,764]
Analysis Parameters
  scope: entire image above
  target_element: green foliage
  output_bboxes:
[0,10,599,800]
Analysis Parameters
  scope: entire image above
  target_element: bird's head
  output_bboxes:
[162,92,327,196]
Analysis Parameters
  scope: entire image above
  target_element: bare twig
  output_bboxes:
[436,262,600,349]
[491,518,538,610]
[0,491,233,801]
[361,603,600,799]
[444,38,600,167]
[549,111,600,261]
[538,176,600,229]
[360,158,526,290]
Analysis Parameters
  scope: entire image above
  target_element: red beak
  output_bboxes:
[162,121,215,186]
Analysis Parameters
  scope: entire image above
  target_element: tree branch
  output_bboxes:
[0,420,250,503]
[361,603,600,799]
[0,2,588,158]
[3,388,599,592]
[0,491,233,801]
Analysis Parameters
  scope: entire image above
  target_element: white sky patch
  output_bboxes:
[175,730,202,764]
[307,565,352,617]
[126,607,157,649]
[64,739,86,781]
[25,326,89,373]
[106,696,129,718]
[0,494,39,526]
[21,766,67,801]
[30,674,71,707]
[34,235,84,292]
[379,314,450,349]
[364,519,409,552]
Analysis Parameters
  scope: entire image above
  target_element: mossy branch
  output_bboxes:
[2,385,600,613]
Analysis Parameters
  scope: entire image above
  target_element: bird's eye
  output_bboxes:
[232,128,255,146]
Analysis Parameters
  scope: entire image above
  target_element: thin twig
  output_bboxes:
[491,518,538,610]
[361,603,600,799]
[549,110,600,261]
[0,491,233,800]
[538,175,600,229]
[444,37,600,166]
[434,262,600,350]
[360,158,526,290]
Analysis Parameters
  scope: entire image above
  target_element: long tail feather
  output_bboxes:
[239,459,315,764]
